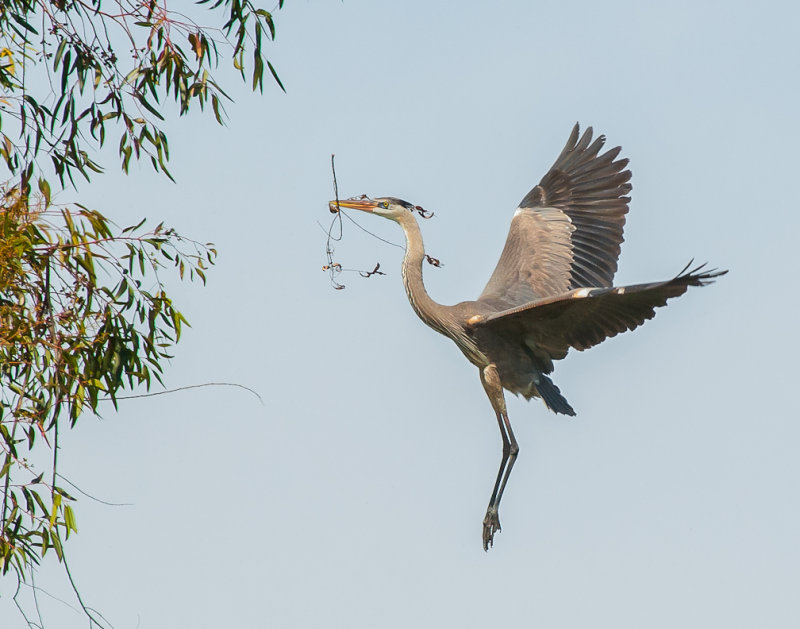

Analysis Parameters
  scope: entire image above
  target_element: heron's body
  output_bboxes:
[395,209,569,405]
[331,124,725,549]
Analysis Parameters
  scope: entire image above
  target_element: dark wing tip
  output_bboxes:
[675,260,729,286]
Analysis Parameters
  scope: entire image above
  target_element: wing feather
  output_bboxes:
[478,124,632,310]
[475,265,727,360]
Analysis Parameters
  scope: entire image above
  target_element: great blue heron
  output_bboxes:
[330,124,725,550]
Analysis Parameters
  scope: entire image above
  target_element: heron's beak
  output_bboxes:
[328,198,378,213]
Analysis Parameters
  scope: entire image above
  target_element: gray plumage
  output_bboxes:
[330,123,725,550]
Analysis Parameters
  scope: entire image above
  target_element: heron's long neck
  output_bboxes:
[397,213,450,337]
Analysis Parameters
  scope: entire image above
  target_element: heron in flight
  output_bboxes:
[330,124,725,550]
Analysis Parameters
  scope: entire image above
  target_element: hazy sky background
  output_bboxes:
[3,1,799,627]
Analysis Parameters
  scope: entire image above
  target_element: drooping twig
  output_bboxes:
[30,569,45,629]
[55,473,133,507]
[104,382,264,406]
[12,573,39,629]
[62,550,113,629]
[16,574,83,617]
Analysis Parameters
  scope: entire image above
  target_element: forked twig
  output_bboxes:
[359,263,385,278]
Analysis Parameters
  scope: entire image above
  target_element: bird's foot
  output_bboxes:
[482,506,501,551]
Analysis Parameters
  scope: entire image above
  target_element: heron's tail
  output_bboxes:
[536,375,576,416]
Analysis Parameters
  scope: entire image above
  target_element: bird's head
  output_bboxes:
[329,196,416,221]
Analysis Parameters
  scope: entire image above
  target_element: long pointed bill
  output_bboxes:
[328,198,379,213]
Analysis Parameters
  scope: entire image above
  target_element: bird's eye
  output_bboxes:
[382,201,389,209]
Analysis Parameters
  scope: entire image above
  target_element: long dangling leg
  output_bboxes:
[480,364,519,550]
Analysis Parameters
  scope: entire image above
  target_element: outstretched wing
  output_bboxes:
[478,124,632,310]
[474,264,726,362]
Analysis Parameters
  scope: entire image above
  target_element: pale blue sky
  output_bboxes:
[3,1,800,627]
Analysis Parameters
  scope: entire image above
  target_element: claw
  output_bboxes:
[482,506,501,550]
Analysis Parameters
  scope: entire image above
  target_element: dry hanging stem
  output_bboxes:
[323,155,443,289]
[323,155,347,289]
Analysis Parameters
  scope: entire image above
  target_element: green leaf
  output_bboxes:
[37,178,51,207]
[10,12,37,35]
[256,10,276,39]
[50,493,62,528]
[267,61,285,92]
[64,505,78,536]
[252,52,264,92]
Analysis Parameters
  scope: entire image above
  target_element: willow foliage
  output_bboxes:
[0,1,283,618]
